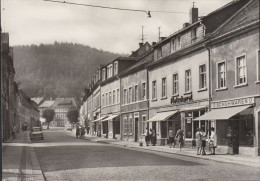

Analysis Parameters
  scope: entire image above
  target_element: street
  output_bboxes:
[31,128,260,181]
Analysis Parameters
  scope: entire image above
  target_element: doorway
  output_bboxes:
[135,118,138,142]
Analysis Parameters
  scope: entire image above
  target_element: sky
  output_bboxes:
[1,0,232,54]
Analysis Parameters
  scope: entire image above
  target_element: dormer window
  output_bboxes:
[191,27,197,43]
[171,38,176,53]
[102,68,106,81]
[114,61,118,75]
[157,46,162,59]
[177,36,181,50]
[107,64,113,78]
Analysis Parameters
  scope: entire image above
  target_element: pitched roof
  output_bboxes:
[214,0,259,37]
[51,98,77,108]
[39,100,54,108]
[31,97,44,105]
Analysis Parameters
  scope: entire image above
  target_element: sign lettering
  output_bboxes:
[211,97,254,108]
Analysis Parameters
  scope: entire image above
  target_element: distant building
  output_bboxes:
[31,97,44,106]
[38,99,55,123]
[51,98,77,127]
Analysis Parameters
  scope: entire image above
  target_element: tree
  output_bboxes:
[42,108,55,129]
[67,107,79,126]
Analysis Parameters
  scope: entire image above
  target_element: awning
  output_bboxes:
[193,105,251,121]
[101,114,119,122]
[91,116,107,123]
[146,110,178,122]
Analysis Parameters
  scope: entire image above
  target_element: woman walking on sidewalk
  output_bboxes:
[168,127,175,148]
[175,127,184,150]
[209,127,216,155]
[195,128,202,155]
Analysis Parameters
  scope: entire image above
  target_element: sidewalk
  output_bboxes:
[79,133,260,168]
[2,131,45,181]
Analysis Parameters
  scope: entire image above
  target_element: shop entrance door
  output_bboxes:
[134,118,138,142]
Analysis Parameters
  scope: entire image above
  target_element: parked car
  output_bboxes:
[67,125,72,131]
[30,127,44,140]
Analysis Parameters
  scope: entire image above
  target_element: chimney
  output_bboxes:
[183,22,190,28]
[189,6,198,24]
[139,43,144,47]
[152,42,156,46]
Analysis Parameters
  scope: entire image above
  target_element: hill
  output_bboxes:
[13,42,124,98]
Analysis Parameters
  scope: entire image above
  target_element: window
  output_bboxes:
[171,38,176,53]
[152,81,157,100]
[129,115,133,134]
[141,82,146,100]
[107,64,113,78]
[142,116,147,134]
[162,77,167,98]
[60,114,63,119]
[106,93,108,106]
[56,114,59,119]
[257,50,260,81]
[191,28,197,43]
[217,62,226,89]
[117,89,120,104]
[185,69,191,92]
[177,36,181,50]
[173,73,178,95]
[113,90,116,104]
[129,87,132,103]
[134,85,138,102]
[102,68,106,81]
[114,61,118,75]
[123,117,129,134]
[236,55,247,85]
[157,47,162,59]
[109,92,112,105]
[199,65,207,89]
[123,89,127,105]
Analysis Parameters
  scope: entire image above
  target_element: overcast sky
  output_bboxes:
[1,0,232,54]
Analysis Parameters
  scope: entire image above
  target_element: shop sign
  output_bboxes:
[171,94,193,104]
[211,97,254,108]
[134,112,139,118]
[186,118,192,123]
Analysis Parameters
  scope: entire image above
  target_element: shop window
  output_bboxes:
[185,69,191,92]
[129,115,133,134]
[199,64,207,89]
[142,116,147,134]
[117,89,120,104]
[152,80,157,100]
[217,61,226,89]
[123,117,129,134]
[236,55,247,85]
[173,73,178,95]
[162,77,167,98]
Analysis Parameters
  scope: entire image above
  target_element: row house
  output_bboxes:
[195,0,259,156]
[146,0,250,147]
[79,0,259,157]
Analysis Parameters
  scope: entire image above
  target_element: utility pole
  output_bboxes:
[141,26,144,44]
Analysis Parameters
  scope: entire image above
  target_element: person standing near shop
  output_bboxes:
[209,127,217,155]
[151,127,156,146]
[195,128,202,155]
[175,127,184,151]
[168,127,175,148]
[201,130,207,155]
[145,127,150,146]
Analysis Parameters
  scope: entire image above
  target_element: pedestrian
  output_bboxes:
[76,126,80,138]
[24,123,27,132]
[151,127,156,146]
[168,127,175,148]
[195,128,202,155]
[209,127,216,155]
[149,128,153,145]
[87,126,90,134]
[175,127,184,150]
[81,127,86,137]
[145,127,150,146]
[12,124,17,139]
[201,130,207,155]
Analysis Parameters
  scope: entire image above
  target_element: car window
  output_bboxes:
[33,128,41,132]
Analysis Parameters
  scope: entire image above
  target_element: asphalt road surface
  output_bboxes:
[33,127,260,181]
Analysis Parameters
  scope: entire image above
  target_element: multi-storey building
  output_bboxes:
[38,99,54,123]
[195,0,259,156]
[146,0,250,146]
[51,98,77,127]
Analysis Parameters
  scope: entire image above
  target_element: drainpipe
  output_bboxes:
[204,44,212,112]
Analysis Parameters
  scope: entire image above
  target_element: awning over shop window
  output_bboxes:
[91,116,107,123]
[146,110,178,122]
[193,105,251,121]
[101,114,119,122]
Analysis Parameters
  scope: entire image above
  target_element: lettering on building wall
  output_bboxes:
[171,94,193,104]
[211,97,255,108]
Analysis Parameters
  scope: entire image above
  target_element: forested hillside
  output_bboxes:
[13,42,124,98]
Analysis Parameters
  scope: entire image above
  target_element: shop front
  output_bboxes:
[194,97,258,156]
[91,116,107,137]
[101,114,120,139]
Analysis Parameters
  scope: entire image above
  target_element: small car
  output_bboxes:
[30,127,44,140]
[66,125,72,131]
